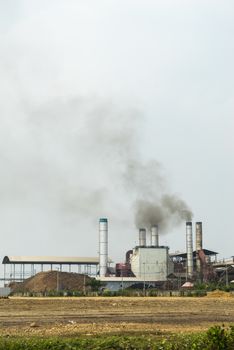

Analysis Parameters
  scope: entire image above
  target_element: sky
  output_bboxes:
[0,0,233,268]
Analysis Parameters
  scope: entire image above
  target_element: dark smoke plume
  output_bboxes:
[122,155,193,232]
[134,195,193,232]
[0,94,192,245]
[26,97,193,233]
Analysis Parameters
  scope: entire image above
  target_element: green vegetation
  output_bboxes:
[13,285,234,297]
[0,326,234,349]
[194,282,234,292]
[85,278,105,292]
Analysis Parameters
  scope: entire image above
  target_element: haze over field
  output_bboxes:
[0,1,233,263]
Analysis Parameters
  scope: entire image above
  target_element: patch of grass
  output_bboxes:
[0,326,234,349]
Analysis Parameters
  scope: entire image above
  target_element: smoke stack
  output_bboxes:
[148,229,152,246]
[196,222,203,251]
[139,228,146,246]
[99,218,108,277]
[186,221,193,279]
[196,222,203,277]
[151,225,159,247]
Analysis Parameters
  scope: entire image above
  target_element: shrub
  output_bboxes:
[0,326,234,349]
[205,325,234,350]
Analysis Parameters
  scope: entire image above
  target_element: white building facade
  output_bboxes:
[130,247,173,281]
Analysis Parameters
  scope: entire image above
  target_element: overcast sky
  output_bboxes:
[0,0,233,267]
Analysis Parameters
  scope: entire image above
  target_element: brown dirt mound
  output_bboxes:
[9,271,92,294]
[206,290,233,298]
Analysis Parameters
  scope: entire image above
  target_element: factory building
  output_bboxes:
[97,218,232,290]
[129,225,174,281]
[97,219,173,289]
[130,246,170,281]
[1,217,233,290]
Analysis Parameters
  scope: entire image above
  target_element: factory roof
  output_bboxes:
[98,276,169,282]
[170,249,218,259]
[2,256,102,265]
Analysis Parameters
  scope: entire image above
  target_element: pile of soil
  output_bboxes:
[206,290,233,298]
[9,271,92,294]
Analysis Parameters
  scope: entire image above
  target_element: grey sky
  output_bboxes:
[0,1,233,265]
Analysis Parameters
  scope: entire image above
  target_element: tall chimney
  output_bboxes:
[139,228,146,247]
[196,222,203,277]
[151,225,159,247]
[186,221,193,279]
[99,218,108,277]
[196,222,203,251]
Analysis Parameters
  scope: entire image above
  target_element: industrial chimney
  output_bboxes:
[186,221,193,279]
[139,228,146,247]
[196,222,203,277]
[151,225,159,247]
[99,218,108,277]
[196,222,203,251]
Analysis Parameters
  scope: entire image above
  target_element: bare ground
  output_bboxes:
[0,295,234,337]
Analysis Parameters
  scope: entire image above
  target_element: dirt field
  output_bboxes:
[0,295,234,337]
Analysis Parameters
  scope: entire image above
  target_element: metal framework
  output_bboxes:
[2,256,100,283]
[170,249,219,282]
[170,249,218,262]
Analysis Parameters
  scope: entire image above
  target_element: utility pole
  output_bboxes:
[56,269,59,293]
[83,273,86,295]
[121,270,124,292]
[143,262,146,296]
[226,265,229,287]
